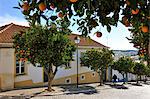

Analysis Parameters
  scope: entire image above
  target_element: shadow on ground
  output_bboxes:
[60,85,98,95]
[105,83,128,89]
[143,82,150,85]
[127,82,143,86]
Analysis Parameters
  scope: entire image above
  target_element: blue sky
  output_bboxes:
[0,0,136,50]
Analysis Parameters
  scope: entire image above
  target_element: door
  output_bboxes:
[43,68,48,82]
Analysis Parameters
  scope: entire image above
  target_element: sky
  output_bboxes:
[0,0,136,50]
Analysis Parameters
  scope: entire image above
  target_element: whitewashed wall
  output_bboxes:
[28,64,43,83]
[15,63,43,83]
[112,69,138,81]
[112,69,123,81]
[54,48,92,79]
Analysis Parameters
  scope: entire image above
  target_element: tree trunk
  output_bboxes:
[136,74,139,85]
[99,70,103,86]
[144,76,147,83]
[44,64,58,92]
[101,70,103,85]
[47,74,54,91]
[148,15,150,66]
[122,73,125,84]
[126,72,128,83]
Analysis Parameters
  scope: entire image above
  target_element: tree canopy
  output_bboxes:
[16,0,150,64]
[111,56,134,83]
[80,48,114,85]
[81,48,114,71]
[133,62,147,76]
[13,22,76,91]
[16,0,149,34]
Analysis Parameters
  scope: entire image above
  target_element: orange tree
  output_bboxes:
[16,0,149,32]
[13,22,76,91]
[80,48,114,86]
[133,62,147,84]
[15,0,150,64]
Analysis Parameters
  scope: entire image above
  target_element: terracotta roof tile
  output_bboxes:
[68,34,109,48]
[0,23,28,43]
[0,23,108,48]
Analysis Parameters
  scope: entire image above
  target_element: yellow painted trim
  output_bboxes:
[15,80,45,88]
[52,71,100,85]
[15,80,33,87]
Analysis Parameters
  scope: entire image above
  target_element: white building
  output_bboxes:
[0,23,110,91]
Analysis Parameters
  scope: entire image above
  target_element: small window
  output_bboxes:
[65,78,71,84]
[35,63,42,67]
[80,74,85,80]
[16,61,25,75]
[65,62,71,69]
[80,52,85,67]
[92,72,96,77]
[72,52,76,60]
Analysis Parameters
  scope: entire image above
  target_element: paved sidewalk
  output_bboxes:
[0,82,150,99]
[0,83,111,98]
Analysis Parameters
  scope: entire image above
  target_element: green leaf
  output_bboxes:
[107,25,111,33]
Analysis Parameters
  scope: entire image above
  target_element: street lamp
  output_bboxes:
[74,36,80,88]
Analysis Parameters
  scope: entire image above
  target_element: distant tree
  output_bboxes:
[13,23,76,91]
[112,57,134,84]
[80,48,114,86]
[133,62,147,84]
[145,66,150,77]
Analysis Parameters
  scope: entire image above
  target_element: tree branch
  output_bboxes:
[54,66,58,76]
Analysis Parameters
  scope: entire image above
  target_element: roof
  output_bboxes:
[0,23,28,43]
[0,23,108,48]
[68,34,108,48]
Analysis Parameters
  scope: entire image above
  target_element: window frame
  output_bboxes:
[65,78,71,84]
[16,61,25,75]
[80,74,85,80]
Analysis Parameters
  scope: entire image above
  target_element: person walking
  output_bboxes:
[112,74,117,84]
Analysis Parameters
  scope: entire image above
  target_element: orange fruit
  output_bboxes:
[24,58,28,61]
[122,16,128,22]
[22,2,29,11]
[69,0,78,3]
[39,2,46,11]
[126,0,130,6]
[96,32,102,37]
[141,26,149,33]
[16,46,20,48]
[124,20,130,27]
[20,58,24,61]
[131,9,139,15]
[147,16,150,19]
[58,12,64,18]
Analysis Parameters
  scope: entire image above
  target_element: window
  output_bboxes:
[72,52,76,60]
[65,62,71,69]
[65,78,71,84]
[92,72,96,77]
[16,61,25,75]
[35,63,42,67]
[80,74,85,80]
[80,52,84,67]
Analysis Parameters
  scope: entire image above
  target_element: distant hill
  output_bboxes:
[113,50,138,60]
